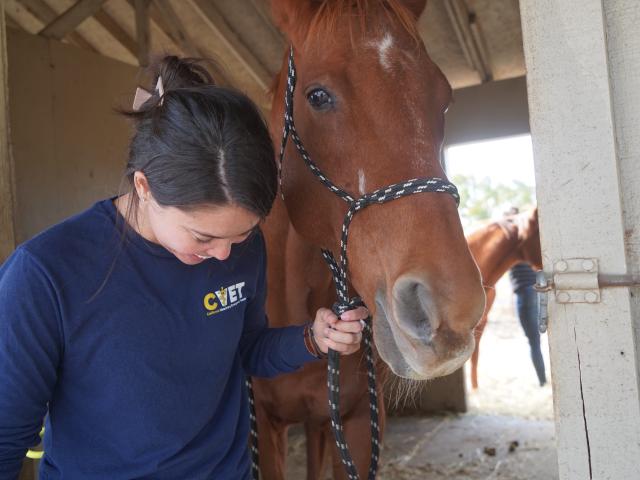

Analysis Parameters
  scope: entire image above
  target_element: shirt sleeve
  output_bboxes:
[238,233,318,377]
[0,248,63,479]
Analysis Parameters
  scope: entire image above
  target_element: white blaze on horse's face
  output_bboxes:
[358,169,366,195]
[377,32,394,71]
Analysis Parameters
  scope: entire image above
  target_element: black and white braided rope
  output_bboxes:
[249,46,460,480]
[323,255,381,479]
[246,378,260,479]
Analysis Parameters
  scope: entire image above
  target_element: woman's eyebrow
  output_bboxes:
[190,224,259,239]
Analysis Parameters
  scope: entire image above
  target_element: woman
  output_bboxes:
[0,56,366,479]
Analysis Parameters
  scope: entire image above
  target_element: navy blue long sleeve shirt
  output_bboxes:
[0,198,316,479]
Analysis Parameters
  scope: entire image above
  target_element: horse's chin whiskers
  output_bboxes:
[388,375,423,411]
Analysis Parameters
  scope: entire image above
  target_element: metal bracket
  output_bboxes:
[535,258,640,333]
[552,258,600,304]
[534,258,599,334]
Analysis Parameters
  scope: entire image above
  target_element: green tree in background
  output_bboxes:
[453,174,535,230]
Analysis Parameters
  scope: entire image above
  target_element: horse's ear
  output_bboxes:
[269,0,322,46]
[401,0,428,19]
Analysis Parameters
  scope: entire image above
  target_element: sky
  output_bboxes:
[444,134,536,187]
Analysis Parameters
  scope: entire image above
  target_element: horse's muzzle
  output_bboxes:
[373,276,476,380]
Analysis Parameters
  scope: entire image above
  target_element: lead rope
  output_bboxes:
[248,46,460,480]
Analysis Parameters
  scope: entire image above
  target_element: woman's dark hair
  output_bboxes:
[120,56,277,224]
[88,56,276,303]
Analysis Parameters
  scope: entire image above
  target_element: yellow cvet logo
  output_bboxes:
[203,293,218,311]
[217,287,228,307]
[203,282,246,316]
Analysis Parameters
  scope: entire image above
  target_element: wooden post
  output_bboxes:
[0,0,17,263]
[134,0,150,67]
[520,0,640,478]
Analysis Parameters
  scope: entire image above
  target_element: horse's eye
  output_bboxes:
[306,88,333,111]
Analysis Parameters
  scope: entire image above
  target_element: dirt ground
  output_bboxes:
[286,277,558,479]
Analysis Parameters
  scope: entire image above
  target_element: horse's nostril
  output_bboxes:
[392,277,437,342]
[414,314,431,339]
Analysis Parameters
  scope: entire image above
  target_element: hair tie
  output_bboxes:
[132,76,165,111]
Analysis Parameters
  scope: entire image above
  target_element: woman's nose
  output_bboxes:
[207,241,232,261]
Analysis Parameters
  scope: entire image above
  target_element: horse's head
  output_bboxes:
[518,207,542,270]
[270,0,485,379]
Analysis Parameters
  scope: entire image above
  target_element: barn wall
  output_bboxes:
[444,76,529,146]
[0,7,15,264]
[7,28,139,244]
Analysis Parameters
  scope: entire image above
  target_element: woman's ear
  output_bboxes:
[133,171,151,202]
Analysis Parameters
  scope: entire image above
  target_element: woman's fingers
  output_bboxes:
[322,336,361,354]
[312,306,370,356]
[337,306,369,322]
[324,327,362,345]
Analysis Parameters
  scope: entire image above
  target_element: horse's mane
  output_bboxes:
[496,210,536,244]
[466,209,536,245]
[306,0,421,46]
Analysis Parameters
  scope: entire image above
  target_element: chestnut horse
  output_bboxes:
[253,1,486,478]
[466,207,542,389]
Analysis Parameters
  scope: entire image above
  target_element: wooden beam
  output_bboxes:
[249,0,286,49]
[93,9,137,59]
[39,0,108,40]
[189,0,271,92]
[468,12,492,81]
[5,0,48,35]
[444,0,492,82]
[134,0,150,67]
[151,0,200,56]
[22,0,136,59]
[0,1,17,261]
[5,14,21,30]
[149,0,230,86]
[18,0,97,52]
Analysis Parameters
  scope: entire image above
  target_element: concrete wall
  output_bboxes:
[445,76,530,147]
[521,0,640,478]
[7,28,139,244]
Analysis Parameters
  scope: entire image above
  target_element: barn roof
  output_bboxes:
[5,0,525,109]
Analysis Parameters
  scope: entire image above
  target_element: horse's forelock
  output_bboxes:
[303,0,421,48]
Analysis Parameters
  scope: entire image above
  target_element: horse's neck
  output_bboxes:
[262,196,335,327]
[468,225,525,288]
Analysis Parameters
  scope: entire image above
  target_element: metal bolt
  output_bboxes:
[582,259,595,271]
[585,291,598,303]
[556,261,568,272]
[557,292,570,303]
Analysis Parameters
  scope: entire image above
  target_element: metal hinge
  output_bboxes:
[535,258,640,333]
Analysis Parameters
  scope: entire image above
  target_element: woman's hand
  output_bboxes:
[311,306,369,355]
